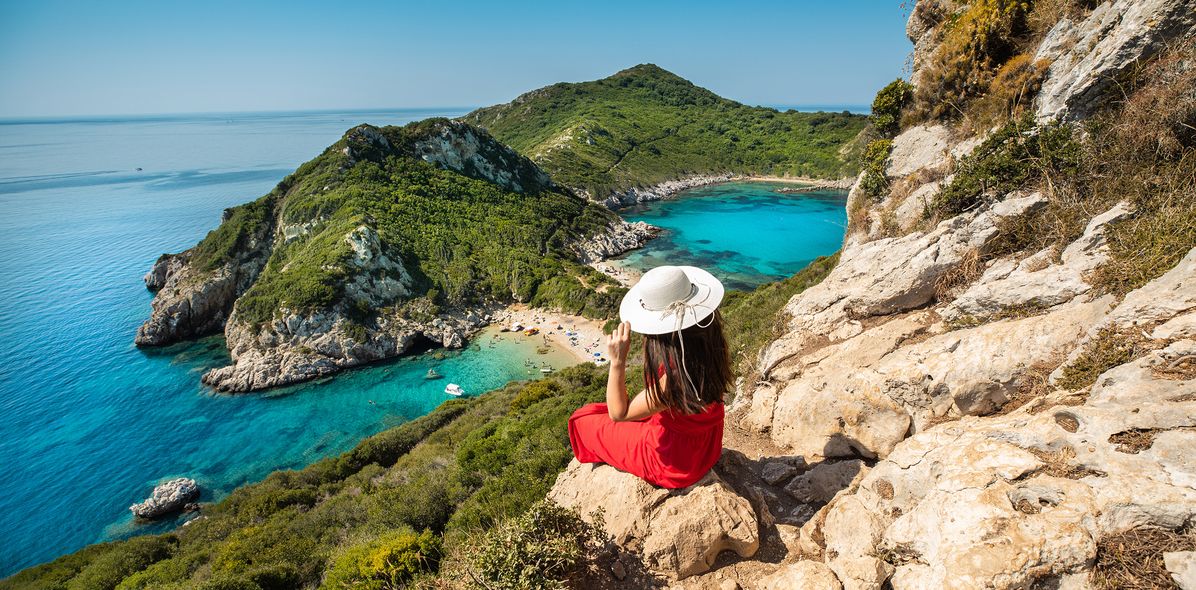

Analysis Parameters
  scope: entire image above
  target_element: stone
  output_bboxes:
[611,559,627,581]
[760,461,799,486]
[1099,247,1196,330]
[1165,551,1196,590]
[548,460,759,580]
[942,201,1130,322]
[1035,0,1196,121]
[887,125,952,178]
[785,460,869,505]
[130,478,200,520]
[756,561,842,590]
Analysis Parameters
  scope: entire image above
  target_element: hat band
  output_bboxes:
[639,283,699,312]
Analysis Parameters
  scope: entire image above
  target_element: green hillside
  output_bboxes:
[464,64,868,199]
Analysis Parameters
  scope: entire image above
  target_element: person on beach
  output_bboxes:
[568,266,731,489]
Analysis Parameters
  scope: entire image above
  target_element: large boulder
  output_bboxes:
[129,477,200,520]
[548,460,760,580]
[1035,0,1196,121]
[754,560,842,590]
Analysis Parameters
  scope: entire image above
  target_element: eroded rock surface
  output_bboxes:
[548,460,760,580]
[130,478,199,520]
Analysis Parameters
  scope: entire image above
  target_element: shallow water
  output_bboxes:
[0,109,579,576]
[617,182,847,291]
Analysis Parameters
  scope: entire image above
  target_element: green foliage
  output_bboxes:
[871,79,914,138]
[1056,329,1152,391]
[321,530,441,590]
[510,379,563,411]
[859,139,893,198]
[466,64,867,198]
[211,119,625,328]
[189,196,274,273]
[462,500,608,590]
[933,115,1081,216]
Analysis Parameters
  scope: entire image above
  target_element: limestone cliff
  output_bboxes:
[548,1,1196,587]
[138,119,652,392]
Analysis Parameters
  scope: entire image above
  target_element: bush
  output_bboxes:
[967,53,1050,128]
[871,79,914,138]
[321,530,441,590]
[909,0,1033,123]
[859,139,893,198]
[63,536,177,590]
[463,500,608,590]
[510,379,563,411]
[933,115,1081,216]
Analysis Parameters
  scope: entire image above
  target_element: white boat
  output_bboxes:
[540,367,553,374]
[444,383,464,396]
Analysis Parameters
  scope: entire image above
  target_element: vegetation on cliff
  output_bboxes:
[6,250,839,588]
[188,119,626,332]
[464,64,867,199]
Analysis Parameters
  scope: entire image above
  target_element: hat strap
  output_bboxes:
[662,300,716,412]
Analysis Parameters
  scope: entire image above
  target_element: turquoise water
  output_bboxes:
[618,182,847,290]
[0,109,581,577]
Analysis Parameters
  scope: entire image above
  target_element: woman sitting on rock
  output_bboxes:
[568,266,731,489]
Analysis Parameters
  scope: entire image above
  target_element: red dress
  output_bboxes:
[568,400,725,489]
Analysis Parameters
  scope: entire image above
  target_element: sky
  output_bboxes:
[0,1,913,118]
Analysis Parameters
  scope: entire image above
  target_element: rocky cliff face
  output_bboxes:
[139,119,649,392]
[550,1,1196,587]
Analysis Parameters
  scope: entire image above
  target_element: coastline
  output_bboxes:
[603,173,853,211]
[492,304,610,364]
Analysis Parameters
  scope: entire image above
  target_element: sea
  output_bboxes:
[0,109,846,576]
[619,182,848,291]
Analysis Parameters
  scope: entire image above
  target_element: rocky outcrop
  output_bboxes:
[600,174,734,209]
[201,304,488,393]
[135,202,276,347]
[572,220,658,263]
[130,478,199,520]
[548,460,760,580]
[1035,0,1196,121]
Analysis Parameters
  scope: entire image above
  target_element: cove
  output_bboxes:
[617,182,848,291]
[0,109,576,576]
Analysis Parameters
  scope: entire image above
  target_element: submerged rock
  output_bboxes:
[130,478,200,520]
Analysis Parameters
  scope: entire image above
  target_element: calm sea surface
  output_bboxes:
[619,182,847,290]
[0,112,846,576]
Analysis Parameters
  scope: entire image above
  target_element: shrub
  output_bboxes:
[64,536,177,590]
[967,53,1050,127]
[510,379,563,411]
[321,530,441,590]
[1056,329,1153,391]
[909,0,1033,123]
[463,500,608,590]
[933,115,1081,216]
[859,139,893,198]
[871,79,914,138]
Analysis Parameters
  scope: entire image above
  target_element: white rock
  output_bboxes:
[756,561,842,590]
[887,125,952,178]
[1165,551,1196,590]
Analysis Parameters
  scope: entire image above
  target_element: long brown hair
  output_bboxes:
[642,310,733,414]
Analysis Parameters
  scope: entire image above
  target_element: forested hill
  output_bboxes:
[463,64,868,200]
[135,118,648,392]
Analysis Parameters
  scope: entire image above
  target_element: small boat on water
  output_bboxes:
[425,368,442,380]
[445,383,464,396]
[540,367,553,374]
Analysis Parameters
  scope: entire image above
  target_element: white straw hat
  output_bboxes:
[619,266,725,335]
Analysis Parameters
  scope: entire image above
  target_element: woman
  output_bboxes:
[568,265,732,489]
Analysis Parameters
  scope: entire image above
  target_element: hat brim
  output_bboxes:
[619,266,725,335]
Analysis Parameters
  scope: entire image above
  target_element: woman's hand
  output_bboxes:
[606,321,631,367]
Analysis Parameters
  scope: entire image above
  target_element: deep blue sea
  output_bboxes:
[619,182,847,291]
[0,112,847,577]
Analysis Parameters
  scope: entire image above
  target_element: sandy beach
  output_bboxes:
[589,259,642,288]
[743,175,856,189]
[493,304,611,364]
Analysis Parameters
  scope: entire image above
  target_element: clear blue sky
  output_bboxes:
[0,1,912,118]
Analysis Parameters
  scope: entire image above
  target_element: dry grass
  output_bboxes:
[1153,353,1196,381]
[1025,445,1106,479]
[934,248,984,301]
[1107,429,1157,454]
[1091,526,1196,589]
[992,359,1059,416]
[1056,328,1157,392]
